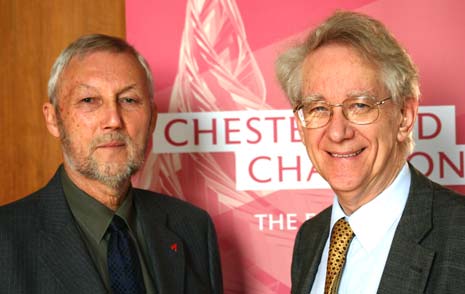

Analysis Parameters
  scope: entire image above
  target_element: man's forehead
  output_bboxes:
[61,51,142,82]
[301,47,383,98]
[56,54,146,97]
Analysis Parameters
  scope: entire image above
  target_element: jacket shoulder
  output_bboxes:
[411,165,465,218]
[0,189,43,227]
[133,188,212,221]
[430,182,465,229]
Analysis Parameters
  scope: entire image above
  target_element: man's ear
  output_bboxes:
[397,97,419,143]
[294,112,306,145]
[43,102,61,138]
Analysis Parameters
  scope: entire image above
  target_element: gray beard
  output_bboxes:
[63,148,141,189]
[58,122,145,190]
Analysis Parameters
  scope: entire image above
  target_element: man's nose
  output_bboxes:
[100,100,123,130]
[326,107,354,142]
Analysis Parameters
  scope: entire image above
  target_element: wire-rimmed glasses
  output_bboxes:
[293,96,392,129]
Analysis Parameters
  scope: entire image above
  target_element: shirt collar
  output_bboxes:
[61,167,136,243]
[330,163,411,252]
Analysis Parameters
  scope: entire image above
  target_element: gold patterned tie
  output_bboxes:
[324,218,355,294]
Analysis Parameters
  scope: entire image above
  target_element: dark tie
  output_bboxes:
[324,217,355,294]
[107,215,146,294]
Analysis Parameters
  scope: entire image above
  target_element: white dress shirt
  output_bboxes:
[310,164,411,294]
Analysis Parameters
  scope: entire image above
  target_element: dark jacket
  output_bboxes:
[0,168,223,294]
[291,164,465,294]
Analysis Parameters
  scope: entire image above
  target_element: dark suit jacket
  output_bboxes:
[0,168,223,294]
[291,164,465,294]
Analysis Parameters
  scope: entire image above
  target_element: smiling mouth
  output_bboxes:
[329,148,365,158]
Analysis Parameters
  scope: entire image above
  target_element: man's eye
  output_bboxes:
[120,97,138,104]
[349,102,372,113]
[355,102,370,108]
[306,104,329,114]
[81,97,94,103]
[313,106,329,112]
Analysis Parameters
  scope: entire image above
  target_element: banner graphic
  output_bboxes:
[127,0,465,292]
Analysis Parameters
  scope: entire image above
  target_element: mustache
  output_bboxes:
[90,132,131,150]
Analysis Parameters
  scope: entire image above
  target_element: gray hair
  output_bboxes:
[48,34,154,106]
[275,10,420,155]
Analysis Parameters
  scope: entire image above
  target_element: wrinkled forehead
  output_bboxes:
[300,43,384,101]
[55,51,148,100]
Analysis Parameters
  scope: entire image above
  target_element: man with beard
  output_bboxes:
[0,34,223,294]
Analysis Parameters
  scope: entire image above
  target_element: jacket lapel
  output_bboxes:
[38,169,106,293]
[293,208,331,294]
[377,164,435,294]
[135,191,185,294]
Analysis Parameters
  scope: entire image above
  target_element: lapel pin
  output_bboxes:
[170,243,178,252]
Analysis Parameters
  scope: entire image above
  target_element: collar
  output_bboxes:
[330,163,411,252]
[61,167,136,243]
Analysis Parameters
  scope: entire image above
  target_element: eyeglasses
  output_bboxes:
[293,96,392,129]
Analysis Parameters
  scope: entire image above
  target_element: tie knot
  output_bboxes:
[332,218,354,239]
[109,215,128,232]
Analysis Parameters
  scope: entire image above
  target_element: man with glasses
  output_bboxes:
[276,11,465,294]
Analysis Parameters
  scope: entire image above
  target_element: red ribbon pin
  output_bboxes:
[170,243,178,252]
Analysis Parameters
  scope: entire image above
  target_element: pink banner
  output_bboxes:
[127,0,465,292]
